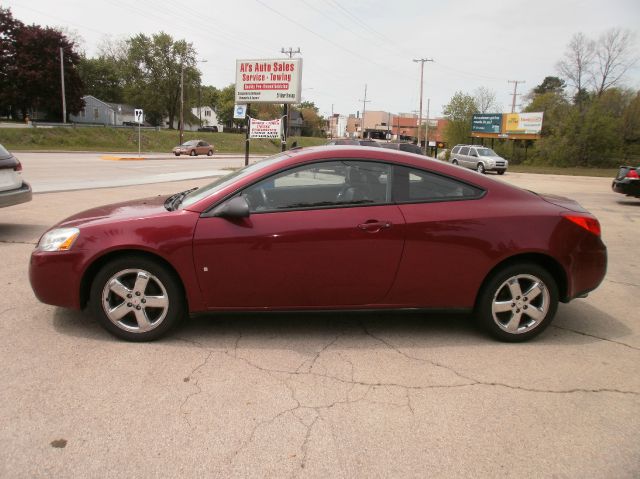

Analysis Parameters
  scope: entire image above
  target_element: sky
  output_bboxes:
[3,0,640,119]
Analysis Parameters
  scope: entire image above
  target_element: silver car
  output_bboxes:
[0,144,32,208]
[449,145,508,175]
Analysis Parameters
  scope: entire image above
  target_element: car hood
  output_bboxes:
[55,195,171,228]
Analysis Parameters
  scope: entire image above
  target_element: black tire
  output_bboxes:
[476,262,558,342]
[89,255,186,341]
[477,163,485,174]
[452,159,459,165]
[207,149,213,156]
[174,153,180,157]
[497,170,505,175]
[190,150,197,156]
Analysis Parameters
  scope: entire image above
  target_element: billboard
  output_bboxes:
[235,58,302,104]
[472,114,502,134]
[505,112,544,135]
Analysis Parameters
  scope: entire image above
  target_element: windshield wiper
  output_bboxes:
[165,187,198,211]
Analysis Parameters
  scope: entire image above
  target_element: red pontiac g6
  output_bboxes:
[29,147,607,342]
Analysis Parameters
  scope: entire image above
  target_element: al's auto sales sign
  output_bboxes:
[235,58,302,104]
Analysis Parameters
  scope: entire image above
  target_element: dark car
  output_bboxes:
[172,140,214,157]
[380,142,423,155]
[612,166,640,198]
[0,144,32,208]
[30,146,606,342]
[197,126,218,133]
[326,139,381,147]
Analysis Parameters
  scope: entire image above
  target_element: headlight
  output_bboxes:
[37,227,80,251]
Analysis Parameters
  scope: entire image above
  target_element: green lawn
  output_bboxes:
[0,126,327,154]
[508,164,618,178]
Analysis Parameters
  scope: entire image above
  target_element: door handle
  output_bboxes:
[357,221,392,232]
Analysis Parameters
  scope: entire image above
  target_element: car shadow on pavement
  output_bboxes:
[52,300,634,349]
[615,199,640,206]
[0,223,47,244]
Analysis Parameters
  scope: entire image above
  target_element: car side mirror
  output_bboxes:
[203,196,250,219]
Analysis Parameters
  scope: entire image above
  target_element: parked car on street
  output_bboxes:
[172,140,214,157]
[449,145,508,174]
[380,142,423,155]
[611,165,640,198]
[197,126,218,133]
[0,144,32,208]
[30,146,606,342]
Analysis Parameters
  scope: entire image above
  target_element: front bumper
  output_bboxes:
[29,249,85,310]
[0,181,32,208]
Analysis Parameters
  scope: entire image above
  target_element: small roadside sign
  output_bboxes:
[233,104,247,120]
[134,109,144,124]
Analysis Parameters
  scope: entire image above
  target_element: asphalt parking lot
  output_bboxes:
[1,155,639,478]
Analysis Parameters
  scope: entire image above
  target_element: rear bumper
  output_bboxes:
[0,181,32,208]
[612,179,640,197]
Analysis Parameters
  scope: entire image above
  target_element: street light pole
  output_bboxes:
[60,47,67,124]
[179,63,184,145]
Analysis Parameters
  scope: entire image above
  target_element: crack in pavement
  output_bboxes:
[179,349,214,428]
[551,324,640,351]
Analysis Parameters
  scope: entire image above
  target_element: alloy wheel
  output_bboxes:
[491,274,550,334]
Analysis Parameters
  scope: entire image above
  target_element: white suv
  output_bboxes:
[0,144,32,208]
[449,145,508,175]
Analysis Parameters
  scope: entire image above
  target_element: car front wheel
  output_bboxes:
[497,170,505,175]
[207,150,213,156]
[476,263,558,342]
[190,150,197,156]
[90,256,186,341]
[477,163,485,174]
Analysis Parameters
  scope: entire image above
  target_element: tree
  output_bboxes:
[474,87,500,113]
[209,83,236,126]
[592,28,638,96]
[556,33,594,107]
[77,55,124,103]
[0,7,21,117]
[533,76,566,95]
[443,91,477,147]
[121,32,200,128]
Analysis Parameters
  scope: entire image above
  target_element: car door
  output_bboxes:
[196,141,208,155]
[192,160,406,309]
[386,165,487,307]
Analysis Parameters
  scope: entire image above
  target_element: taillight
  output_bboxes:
[626,169,639,179]
[563,214,601,237]
[14,160,22,172]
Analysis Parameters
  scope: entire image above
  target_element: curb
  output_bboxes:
[101,155,147,161]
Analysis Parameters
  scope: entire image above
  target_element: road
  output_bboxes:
[0,155,639,478]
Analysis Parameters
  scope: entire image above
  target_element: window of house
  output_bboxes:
[204,110,211,117]
[93,108,99,120]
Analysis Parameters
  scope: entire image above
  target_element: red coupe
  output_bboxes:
[29,147,607,342]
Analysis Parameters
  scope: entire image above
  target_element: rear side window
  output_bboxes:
[460,147,469,155]
[392,166,483,202]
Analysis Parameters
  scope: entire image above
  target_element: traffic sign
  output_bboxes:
[233,104,247,120]
[134,109,144,124]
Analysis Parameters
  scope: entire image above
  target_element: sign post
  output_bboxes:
[244,104,251,166]
[134,108,144,156]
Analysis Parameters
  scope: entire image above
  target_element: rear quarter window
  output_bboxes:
[392,165,483,202]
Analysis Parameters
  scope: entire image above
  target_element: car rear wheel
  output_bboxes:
[174,153,180,156]
[476,263,558,342]
[452,159,459,165]
[477,163,485,174]
[207,150,213,156]
[190,150,196,156]
[90,256,185,341]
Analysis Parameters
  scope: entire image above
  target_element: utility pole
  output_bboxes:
[425,98,430,156]
[280,47,301,151]
[330,103,334,138]
[359,84,371,139]
[413,58,433,151]
[179,63,184,145]
[508,80,526,113]
[60,47,67,124]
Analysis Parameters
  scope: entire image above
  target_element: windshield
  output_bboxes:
[179,152,291,209]
[0,144,10,158]
[181,140,197,146]
[476,148,498,157]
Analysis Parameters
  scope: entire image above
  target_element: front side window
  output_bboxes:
[476,148,497,157]
[392,165,483,202]
[242,161,391,212]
